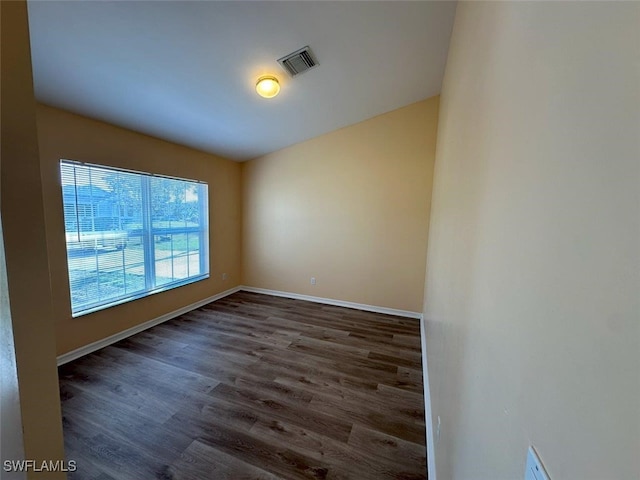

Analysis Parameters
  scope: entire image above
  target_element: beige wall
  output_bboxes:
[242,97,439,312]
[1,1,66,476]
[36,105,242,355]
[424,2,640,480]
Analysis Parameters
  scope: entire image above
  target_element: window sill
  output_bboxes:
[71,274,210,318]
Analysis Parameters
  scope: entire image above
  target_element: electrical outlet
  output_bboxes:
[310,277,316,285]
[222,273,228,281]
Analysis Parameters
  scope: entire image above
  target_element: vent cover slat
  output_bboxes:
[278,46,318,78]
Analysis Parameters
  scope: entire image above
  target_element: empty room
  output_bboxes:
[1,1,638,480]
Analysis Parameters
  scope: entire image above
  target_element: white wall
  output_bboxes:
[243,98,439,313]
[424,2,640,479]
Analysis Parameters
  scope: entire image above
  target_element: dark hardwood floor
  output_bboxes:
[59,291,427,479]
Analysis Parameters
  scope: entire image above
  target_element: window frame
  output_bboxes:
[60,159,210,317]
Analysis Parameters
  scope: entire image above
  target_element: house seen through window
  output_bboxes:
[61,160,209,316]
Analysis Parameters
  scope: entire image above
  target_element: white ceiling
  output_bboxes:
[27,1,456,161]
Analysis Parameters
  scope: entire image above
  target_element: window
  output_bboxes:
[61,160,209,316]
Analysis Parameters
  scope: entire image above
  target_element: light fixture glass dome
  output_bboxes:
[256,75,280,99]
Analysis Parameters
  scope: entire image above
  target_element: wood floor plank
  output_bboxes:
[248,418,426,480]
[397,366,424,386]
[197,424,330,480]
[307,394,425,444]
[384,366,424,393]
[368,351,422,370]
[289,335,371,359]
[60,292,427,479]
[167,440,282,480]
[233,374,315,404]
[61,383,194,474]
[62,406,167,480]
[301,328,421,362]
[347,423,426,472]
[392,334,422,349]
[60,360,183,424]
[208,382,352,443]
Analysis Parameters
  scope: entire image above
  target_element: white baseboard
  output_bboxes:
[239,286,421,319]
[57,285,421,367]
[420,314,437,480]
[56,286,242,366]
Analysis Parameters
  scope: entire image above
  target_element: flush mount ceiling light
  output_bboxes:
[255,75,280,99]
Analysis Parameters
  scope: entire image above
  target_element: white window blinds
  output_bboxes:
[60,161,209,316]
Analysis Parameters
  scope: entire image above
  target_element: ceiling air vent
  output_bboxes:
[277,46,318,78]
